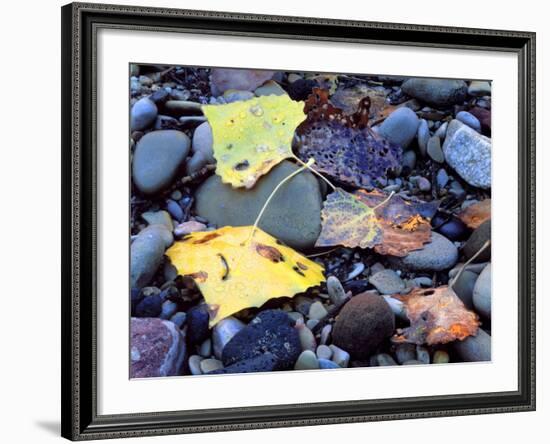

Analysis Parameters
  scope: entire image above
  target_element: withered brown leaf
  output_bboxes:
[391,286,480,345]
[457,199,491,229]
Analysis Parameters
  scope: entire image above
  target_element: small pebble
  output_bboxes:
[287,311,304,324]
[306,319,320,330]
[298,324,317,352]
[169,312,187,328]
[435,121,448,139]
[159,300,178,320]
[436,168,449,189]
[402,360,423,365]
[308,301,328,320]
[316,345,333,360]
[456,110,481,132]
[346,262,365,280]
[329,345,350,368]
[395,343,416,364]
[374,353,397,366]
[318,358,341,369]
[327,276,347,304]
[417,176,431,192]
[189,355,204,375]
[433,350,450,364]
[320,325,332,345]
[416,345,430,364]
[174,221,207,237]
[166,199,184,222]
[417,119,429,156]
[199,339,212,358]
[413,276,433,287]
[200,358,224,373]
[427,136,444,163]
[294,350,319,370]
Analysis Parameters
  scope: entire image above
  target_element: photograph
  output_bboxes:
[129,65,492,378]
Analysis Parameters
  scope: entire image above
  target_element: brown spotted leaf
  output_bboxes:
[316,188,438,256]
[294,88,402,189]
[458,199,491,229]
[391,286,480,345]
[166,226,325,326]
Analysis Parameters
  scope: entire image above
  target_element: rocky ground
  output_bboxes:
[129,65,492,378]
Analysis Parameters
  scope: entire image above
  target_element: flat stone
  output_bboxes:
[130,97,158,131]
[369,269,405,295]
[190,121,214,163]
[212,316,245,359]
[308,301,328,320]
[395,343,416,364]
[130,227,165,289]
[195,161,323,249]
[130,318,186,378]
[332,293,395,359]
[451,269,479,309]
[329,345,350,367]
[378,107,419,148]
[318,358,340,369]
[443,120,491,189]
[254,80,287,96]
[221,90,255,103]
[401,78,468,107]
[210,68,275,95]
[463,220,491,262]
[453,329,491,362]
[294,350,319,370]
[132,130,190,195]
[391,232,458,271]
[456,111,481,132]
[173,220,207,237]
[473,263,491,318]
[316,345,333,360]
[200,358,224,373]
[417,119,430,156]
[188,355,204,375]
[141,210,173,231]
[427,135,444,163]
[199,339,212,358]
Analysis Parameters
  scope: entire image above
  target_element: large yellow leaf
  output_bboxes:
[166,226,325,326]
[202,95,306,189]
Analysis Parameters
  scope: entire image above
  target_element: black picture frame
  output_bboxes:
[61,2,536,440]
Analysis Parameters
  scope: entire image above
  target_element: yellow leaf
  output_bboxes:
[202,95,306,189]
[166,226,325,326]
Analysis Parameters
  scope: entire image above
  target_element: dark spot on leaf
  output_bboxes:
[256,243,285,263]
[234,160,250,171]
[192,233,221,244]
[422,290,435,296]
[296,261,308,271]
[218,253,229,280]
[292,265,306,277]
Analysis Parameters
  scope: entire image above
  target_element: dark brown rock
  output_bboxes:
[332,293,395,359]
[130,317,186,378]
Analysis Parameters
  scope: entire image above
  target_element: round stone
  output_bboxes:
[294,350,319,370]
[473,263,491,318]
[378,107,420,148]
[130,97,158,131]
[392,232,458,271]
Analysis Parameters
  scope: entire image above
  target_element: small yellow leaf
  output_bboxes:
[166,226,325,326]
[202,95,306,189]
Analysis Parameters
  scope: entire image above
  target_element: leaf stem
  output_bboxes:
[247,158,315,244]
[449,240,491,289]
[292,155,337,191]
[372,191,395,210]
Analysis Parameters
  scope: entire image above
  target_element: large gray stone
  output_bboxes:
[130,227,166,289]
[195,160,322,249]
[442,120,491,189]
[391,231,458,271]
[378,107,419,148]
[132,130,190,195]
[473,263,491,318]
[401,78,468,107]
[453,329,491,362]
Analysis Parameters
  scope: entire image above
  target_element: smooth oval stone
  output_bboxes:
[435,121,448,139]
[468,81,491,97]
[132,130,191,195]
[169,312,187,329]
[416,345,430,364]
[199,339,212,358]
[141,210,173,231]
[195,161,322,249]
[160,300,178,320]
[427,135,444,163]
[191,121,214,162]
[200,358,224,373]
[210,68,274,95]
[212,317,245,359]
[318,358,340,369]
[378,107,419,148]
[453,329,491,361]
[298,324,317,352]
[436,168,449,188]
[254,80,287,97]
[417,119,430,156]
[294,350,319,370]
[130,97,158,131]
[402,150,417,171]
[433,350,450,364]
[437,218,469,241]
[473,263,491,318]
[392,232,458,271]
[186,304,210,345]
[188,355,203,375]
[395,343,416,364]
[308,301,328,320]
[451,269,479,309]
[456,111,481,132]
[369,269,405,295]
[401,78,468,107]
[135,293,162,318]
[373,353,397,366]
[316,344,333,360]
[329,345,350,367]
[327,276,347,305]
[130,228,165,289]
[443,120,491,189]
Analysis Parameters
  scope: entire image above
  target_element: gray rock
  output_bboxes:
[297,323,317,352]
[207,353,279,374]
[287,311,304,324]
[327,276,347,304]
[463,220,491,262]
[378,107,419,148]
[395,343,416,364]
[316,345,333,360]
[468,81,492,97]
[453,329,491,361]
[373,353,397,366]
[132,130,190,194]
[442,120,491,189]
[392,232,458,271]
[369,269,405,295]
[318,358,341,369]
[199,338,212,358]
[222,90,255,103]
[294,350,319,370]
[139,224,173,248]
[200,358,224,373]
[473,263,491,318]
[254,80,287,96]
[210,68,274,95]
[191,122,214,162]
[195,161,322,249]
[456,111,481,132]
[451,269,479,309]
[436,168,449,188]
[416,345,430,364]
[435,121,448,139]
[433,350,450,364]
[185,151,210,176]
[306,319,319,330]
[165,199,184,222]
[402,150,417,170]
[417,176,431,192]
[308,301,328,320]
[417,119,430,156]
[169,312,187,329]
[188,355,203,375]
[402,359,423,365]
[130,227,166,289]
[212,317,245,359]
[130,97,158,131]
[160,300,178,320]
[401,78,468,107]
[427,136,444,163]
[329,345,350,367]
[141,210,173,231]
[320,324,332,345]
[130,318,186,378]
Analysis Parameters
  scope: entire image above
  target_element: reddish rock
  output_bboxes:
[332,293,395,359]
[130,317,186,378]
[468,107,491,136]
